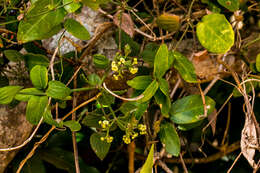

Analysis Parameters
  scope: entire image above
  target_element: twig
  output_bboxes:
[103,83,143,101]
[221,102,231,146]
[203,77,219,95]
[48,47,59,80]
[170,78,181,98]
[179,153,188,173]
[227,152,242,173]
[128,141,136,173]
[157,160,173,173]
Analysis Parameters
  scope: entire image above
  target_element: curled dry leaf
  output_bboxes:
[241,116,258,169]
[113,12,135,38]
[207,109,217,136]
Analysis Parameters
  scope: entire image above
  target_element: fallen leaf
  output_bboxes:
[113,12,135,38]
[207,109,217,136]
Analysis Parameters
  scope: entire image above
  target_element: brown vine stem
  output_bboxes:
[128,141,136,173]
[16,93,102,173]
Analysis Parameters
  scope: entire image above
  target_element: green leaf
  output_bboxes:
[64,120,81,131]
[64,18,90,40]
[170,95,215,124]
[15,88,45,101]
[141,43,159,65]
[0,86,23,104]
[140,80,159,103]
[127,76,153,90]
[256,53,260,72]
[196,13,234,53]
[98,91,115,105]
[81,0,110,10]
[63,0,81,13]
[43,107,62,127]
[24,53,49,71]
[3,50,23,62]
[159,122,180,156]
[82,110,103,128]
[46,81,71,100]
[93,54,110,69]
[140,144,154,173]
[30,65,48,90]
[90,132,111,160]
[154,44,168,79]
[88,74,101,86]
[135,102,149,120]
[17,0,66,43]
[156,13,180,32]
[154,90,171,116]
[232,79,258,97]
[26,96,48,124]
[119,102,138,115]
[177,120,203,131]
[171,51,197,83]
[217,0,239,12]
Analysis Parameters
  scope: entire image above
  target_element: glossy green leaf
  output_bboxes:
[0,86,23,104]
[177,120,203,131]
[90,132,111,160]
[64,18,90,40]
[170,95,215,124]
[140,144,154,173]
[127,76,153,90]
[172,51,197,83]
[256,53,260,72]
[17,0,66,43]
[46,81,71,100]
[81,0,110,10]
[3,50,23,62]
[197,13,234,53]
[15,88,45,101]
[30,65,48,90]
[217,0,239,12]
[26,96,48,124]
[63,0,81,13]
[156,13,180,32]
[140,80,159,103]
[154,90,171,116]
[135,102,149,120]
[64,120,81,131]
[159,122,180,156]
[23,53,49,71]
[93,54,110,69]
[154,44,168,79]
[141,43,159,65]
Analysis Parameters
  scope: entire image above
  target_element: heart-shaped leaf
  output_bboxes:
[159,122,180,156]
[170,95,215,124]
[90,132,111,160]
[196,13,234,53]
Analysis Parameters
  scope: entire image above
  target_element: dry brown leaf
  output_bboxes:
[113,12,135,38]
[207,109,217,136]
[241,116,258,169]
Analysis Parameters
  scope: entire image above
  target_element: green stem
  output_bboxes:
[71,87,96,92]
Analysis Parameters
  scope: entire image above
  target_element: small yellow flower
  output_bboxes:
[123,135,131,144]
[106,136,113,143]
[120,57,125,64]
[112,61,116,66]
[133,58,138,65]
[112,65,118,72]
[130,67,138,74]
[131,132,138,139]
[113,74,119,80]
[100,137,105,141]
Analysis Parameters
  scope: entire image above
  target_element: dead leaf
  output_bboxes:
[113,12,135,38]
[241,116,258,169]
[193,50,209,62]
[207,109,217,136]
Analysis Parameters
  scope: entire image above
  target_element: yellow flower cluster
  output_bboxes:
[138,124,147,135]
[129,67,138,74]
[100,136,114,143]
[99,120,110,129]
[122,123,147,144]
